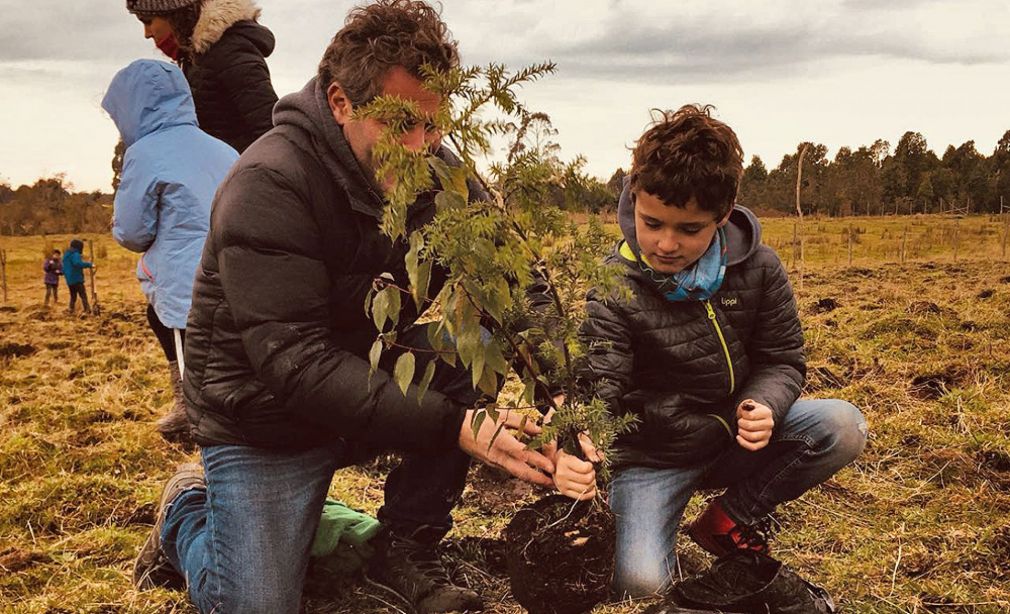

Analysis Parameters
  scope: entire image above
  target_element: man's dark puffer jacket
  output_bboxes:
[183,0,278,153]
[580,199,806,470]
[183,76,468,453]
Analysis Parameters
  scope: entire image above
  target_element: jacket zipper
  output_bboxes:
[704,300,735,395]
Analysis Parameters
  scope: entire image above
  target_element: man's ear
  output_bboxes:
[327,82,353,126]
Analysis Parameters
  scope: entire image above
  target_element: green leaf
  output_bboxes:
[470,346,486,391]
[368,338,383,380]
[470,408,487,441]
[387,287,401,329]
[435,190,467,211]
[521,379,536,406]
[417,360,437,404]
[363,290,373,317]
[484,340,509,376]
[477,366,499,396]
[405,234,420,293]
[393,352,415,396]
[412,261,432,310]
[371,287,389,331]
[488,421,507,451]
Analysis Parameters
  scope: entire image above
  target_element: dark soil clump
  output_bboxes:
[504,494,615,614]
[909,371,960,399]
[907,301,941,315]
[812,297,839,313]
[979,449,1010,473]
[0,342,37,359]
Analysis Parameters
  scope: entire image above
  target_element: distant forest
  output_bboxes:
[2,129,1009,236]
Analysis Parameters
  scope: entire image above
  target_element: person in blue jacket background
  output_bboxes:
[102,59,238,444]
[63,240,93,314]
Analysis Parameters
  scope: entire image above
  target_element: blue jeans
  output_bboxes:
[609,398,867,598]
[159,326,479,613]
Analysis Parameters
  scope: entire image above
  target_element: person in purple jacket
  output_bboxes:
[43,249,62,306]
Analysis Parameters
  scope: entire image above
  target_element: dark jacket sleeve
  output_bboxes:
[579,288,634,415]
[212,35,277,143]
[213,167,465,451]
[735,250,806,423]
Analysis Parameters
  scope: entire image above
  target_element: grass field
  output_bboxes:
[1,215,1009,613]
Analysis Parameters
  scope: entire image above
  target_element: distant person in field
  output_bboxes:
[578,105,867,603]
[63,239,93,315]
[102,59,238,445]
[125,0,278,153]
[43,249,62,306]
[129,3,586,613]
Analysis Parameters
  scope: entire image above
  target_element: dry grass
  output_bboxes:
[1,217,1009,613]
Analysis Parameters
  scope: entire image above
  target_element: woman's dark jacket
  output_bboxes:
[580,204,806,470]
[183,0,278,153]
[184,77,492,453]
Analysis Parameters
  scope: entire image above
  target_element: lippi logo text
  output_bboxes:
[721,297,738,307]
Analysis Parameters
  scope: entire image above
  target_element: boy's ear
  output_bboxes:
[326,82,354,126]
[716,204,735,228]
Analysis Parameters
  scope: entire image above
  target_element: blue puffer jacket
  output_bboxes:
[102,59,238,329]
[62,247,92,286]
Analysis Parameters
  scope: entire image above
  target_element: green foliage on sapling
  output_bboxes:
[359,61,635,482]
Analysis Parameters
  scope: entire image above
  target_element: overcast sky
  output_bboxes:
[1,0,1008,192]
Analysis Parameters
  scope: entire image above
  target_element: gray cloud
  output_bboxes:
[2,0,1005,85]
[458,1,1009,83]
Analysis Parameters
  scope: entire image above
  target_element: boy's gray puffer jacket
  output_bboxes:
[581,200,805,470]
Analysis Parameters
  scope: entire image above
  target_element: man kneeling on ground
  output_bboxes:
[132,2,571,612]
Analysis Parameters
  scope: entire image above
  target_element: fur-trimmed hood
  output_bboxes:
[191,0,268,55]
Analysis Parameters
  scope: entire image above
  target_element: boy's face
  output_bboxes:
[633,190,731,274]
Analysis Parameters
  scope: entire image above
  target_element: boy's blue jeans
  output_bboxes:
[609,398,867,598]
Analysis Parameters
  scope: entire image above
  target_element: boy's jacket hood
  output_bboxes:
[191,0,273,56]
[102,59,197,147]
[617,177,762,267]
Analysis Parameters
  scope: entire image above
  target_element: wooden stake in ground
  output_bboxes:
[900,225,908,264]
[848,223,853,267]
[997,203,1005,258]
[794,144,809,291]
[0,249,7,303]
[953,218,960,262]
[87,240,102,315]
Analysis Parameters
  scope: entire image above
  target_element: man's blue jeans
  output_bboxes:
[158,325,479,613]
[609,398,867,598]
[160,442,470,613]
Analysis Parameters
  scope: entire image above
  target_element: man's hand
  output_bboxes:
[543,433,602,501]
[736,399,774,451]
[459,408,555,488]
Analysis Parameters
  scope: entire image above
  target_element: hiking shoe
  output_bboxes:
[156,363,194,446]
[687,497,771,558]
[672,552,836,614]
[133,463,205,591]
[366,526,484,613]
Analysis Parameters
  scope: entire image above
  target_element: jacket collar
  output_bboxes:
[191,0,261,54]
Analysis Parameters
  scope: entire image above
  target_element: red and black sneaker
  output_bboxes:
[686,497,771,558]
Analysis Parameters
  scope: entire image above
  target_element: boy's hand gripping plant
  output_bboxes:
[359,62,635,614]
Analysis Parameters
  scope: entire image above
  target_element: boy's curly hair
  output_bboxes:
[318,0,459,105]
[630,104,743,219]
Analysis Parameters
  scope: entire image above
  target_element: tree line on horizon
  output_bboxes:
[2,129,1009,236]
[733,129,1010,217]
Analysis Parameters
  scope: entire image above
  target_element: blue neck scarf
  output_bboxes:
[621,227,728,302]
